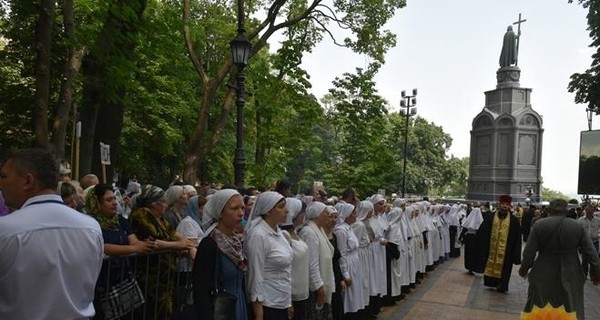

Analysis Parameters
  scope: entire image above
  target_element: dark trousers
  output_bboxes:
[263,306,289,320]
[582,240,600,276]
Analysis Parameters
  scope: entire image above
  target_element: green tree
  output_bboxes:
[324,64,397,196]
[180,0,407,183]
[541,186,570,201]
[568,0,600,116]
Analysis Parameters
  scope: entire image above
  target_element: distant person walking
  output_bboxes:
[519,199,600,320]
[0,148,104,319]
[578,203,600,278]
[521,205,536,242]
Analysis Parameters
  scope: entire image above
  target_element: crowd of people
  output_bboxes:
[1,147,600,320]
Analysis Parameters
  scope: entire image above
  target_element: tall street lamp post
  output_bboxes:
[400,88,417,198]
[230,0,252,188]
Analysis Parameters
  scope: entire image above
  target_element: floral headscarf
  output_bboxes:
[85,185,119,231]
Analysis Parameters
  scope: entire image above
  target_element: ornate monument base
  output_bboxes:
[496,66,521,89]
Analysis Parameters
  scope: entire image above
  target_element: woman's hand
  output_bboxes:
[134,240,155,253]
[344,277,353,287]
[315,286,325,308]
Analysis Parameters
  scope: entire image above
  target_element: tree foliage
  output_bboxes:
[541,186,570,201]
[568,0,600,115]
[0,0,471,197]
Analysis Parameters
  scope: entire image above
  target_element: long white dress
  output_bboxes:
[401,210,417,284]
[367,215,386,295]
[411,214,426,274]
[387,209,408,296]
[351,221,371,307]
[334,223,365,313]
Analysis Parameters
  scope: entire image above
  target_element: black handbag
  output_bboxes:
[212,251,237,320]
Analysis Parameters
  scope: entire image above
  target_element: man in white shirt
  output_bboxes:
[578,203,600,278]
[0,148,104,319]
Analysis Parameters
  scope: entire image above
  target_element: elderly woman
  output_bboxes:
[58,181,79,210]
[245,191,293,320]
[192,189,248,320]
[163,185,189,229]
[299,201,335,320]
[85,184,154,319]
[280,197,310,320]
[129,185,196,320]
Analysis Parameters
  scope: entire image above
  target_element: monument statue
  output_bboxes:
[499,14,526,68]
[499,25,517,68]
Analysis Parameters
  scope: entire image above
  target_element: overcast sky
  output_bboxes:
[291,0,594,197]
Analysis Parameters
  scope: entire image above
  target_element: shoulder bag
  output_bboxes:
[212,251,237,320]
[98,272,145,320]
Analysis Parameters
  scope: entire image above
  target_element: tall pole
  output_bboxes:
[233,0,249,188]
[234,65,246,188]
[400,89,417,198]
[401,106,410,198]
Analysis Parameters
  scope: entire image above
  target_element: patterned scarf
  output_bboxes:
[85,186,119,231]
[211,228,247,272]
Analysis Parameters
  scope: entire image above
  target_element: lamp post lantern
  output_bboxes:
[400,88,417,198]
[230,0,252,188]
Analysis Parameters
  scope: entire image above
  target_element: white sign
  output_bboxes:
[313,181,323,187]
[378,189,386,196]
[100,142,111,165]
[76,122,81,138]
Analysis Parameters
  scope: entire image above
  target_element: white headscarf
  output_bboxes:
[370,194,386,205]
[387,207,403,225]
[391,198,405,208]
[356,200,373,221]
[462,207,484,230]
[183,185,197,196]
[245,191,285,231]
[164,185,185,207]
[305,201,327,220]
[282,197,303,227]
[334,202,354,226]
[202,189,241,236]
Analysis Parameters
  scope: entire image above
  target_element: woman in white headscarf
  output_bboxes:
[351,200,373,310]
[192,189,249,320]
[163,185,189,229]
[333,202,365,317]
[298,201,335,320]
[280,197,310,320]
[403,205,419,286]
[366,195,387,316]
[244,191,294,320]
[447,204,462,258]
[459,207,486,274]
[386,206,409,298]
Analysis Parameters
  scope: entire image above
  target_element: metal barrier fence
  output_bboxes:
[95,250,195,320]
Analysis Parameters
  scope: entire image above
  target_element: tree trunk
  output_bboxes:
[33,0,55,149]
[79,0,147,179]
[50,0,85,160]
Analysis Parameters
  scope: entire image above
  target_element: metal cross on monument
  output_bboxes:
[512,13,527,66]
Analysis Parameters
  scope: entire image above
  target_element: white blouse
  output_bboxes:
[245,219,293,309]
[282,230,310,301]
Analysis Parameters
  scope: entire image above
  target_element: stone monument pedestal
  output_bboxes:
[466,66,543,204]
